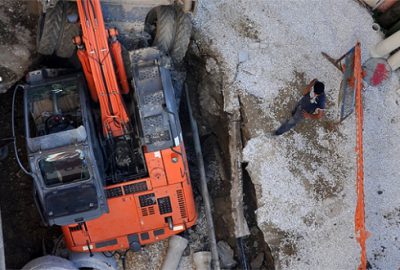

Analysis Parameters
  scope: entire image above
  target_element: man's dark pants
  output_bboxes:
[275,103,304,135]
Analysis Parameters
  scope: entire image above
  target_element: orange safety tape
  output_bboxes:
[354,42,369,270]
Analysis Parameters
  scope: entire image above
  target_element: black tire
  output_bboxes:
[144,8,157,41]
[37,1,63,55]
[55,2,80,58]
[145,6,176,53]
[170,9,192,64]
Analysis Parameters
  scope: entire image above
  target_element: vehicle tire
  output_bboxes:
[145,6,176,53]
[37,1,63,55]
[170,8,192,64]
[55,2,80,58]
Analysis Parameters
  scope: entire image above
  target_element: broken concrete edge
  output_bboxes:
[222,81,250,238]
[0,209,4,270]
[228,114,250,238]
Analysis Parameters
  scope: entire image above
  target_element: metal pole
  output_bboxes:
[185,85,220,270]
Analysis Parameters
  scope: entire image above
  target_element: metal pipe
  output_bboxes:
[185,84,220,270]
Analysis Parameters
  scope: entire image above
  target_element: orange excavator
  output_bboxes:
[64,0,197,252]
[24,0,197,254]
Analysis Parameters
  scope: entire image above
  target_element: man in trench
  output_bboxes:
[274,79,325,135]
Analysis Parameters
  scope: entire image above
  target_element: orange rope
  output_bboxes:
[354,42,368,270]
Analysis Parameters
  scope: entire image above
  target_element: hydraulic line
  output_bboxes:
[12,85,33,176]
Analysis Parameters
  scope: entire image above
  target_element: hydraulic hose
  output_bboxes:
[12,84,33,176]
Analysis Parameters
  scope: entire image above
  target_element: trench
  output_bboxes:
[0,9,275,268]
[185,39,275,269]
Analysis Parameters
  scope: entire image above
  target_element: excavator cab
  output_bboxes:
[24,69,108,226]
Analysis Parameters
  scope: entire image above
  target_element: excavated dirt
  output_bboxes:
[0,0,39,93]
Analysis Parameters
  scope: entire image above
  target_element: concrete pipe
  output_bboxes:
[376,1,400,29]
[161,235,189,270]
[386,19,400,37]
[22,255,78,270]
[69,252,118,270]
[193,251,212,270]
[370,30,400,57]
[387,49,400,70]
[377,0,397,12]
[362,0,383,9]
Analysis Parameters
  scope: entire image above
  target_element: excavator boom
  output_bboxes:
[76,0,129,137]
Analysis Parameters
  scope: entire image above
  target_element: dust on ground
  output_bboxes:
[192,0,400,269]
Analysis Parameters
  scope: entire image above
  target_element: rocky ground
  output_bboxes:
[0,0,39,93]
[191,0,400,269]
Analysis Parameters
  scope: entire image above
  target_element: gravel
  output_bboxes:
[193,0,400,269]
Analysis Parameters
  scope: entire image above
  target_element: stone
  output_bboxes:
[250,253,264,269]
[217,241,237,268]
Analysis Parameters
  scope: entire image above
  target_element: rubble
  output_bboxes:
[192,0,400,269]
[216,241,236,269]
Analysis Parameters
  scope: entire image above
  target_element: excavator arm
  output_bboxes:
[75,0,129,138]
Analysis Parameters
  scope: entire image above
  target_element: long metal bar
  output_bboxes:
[185,85,220,270]
[354,42,367,270]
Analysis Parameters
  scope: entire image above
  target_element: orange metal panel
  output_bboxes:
[161,147,187,185]
[63,181,197,252]
[63,146,197,252]
[145,151,168,188]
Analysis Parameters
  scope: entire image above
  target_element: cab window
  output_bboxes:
[39,150,90,187]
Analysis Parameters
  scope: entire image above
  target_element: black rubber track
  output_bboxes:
[37,1,63,55]
[170,9,192,64]
[55,2,80,58]
[153,6,177,53]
